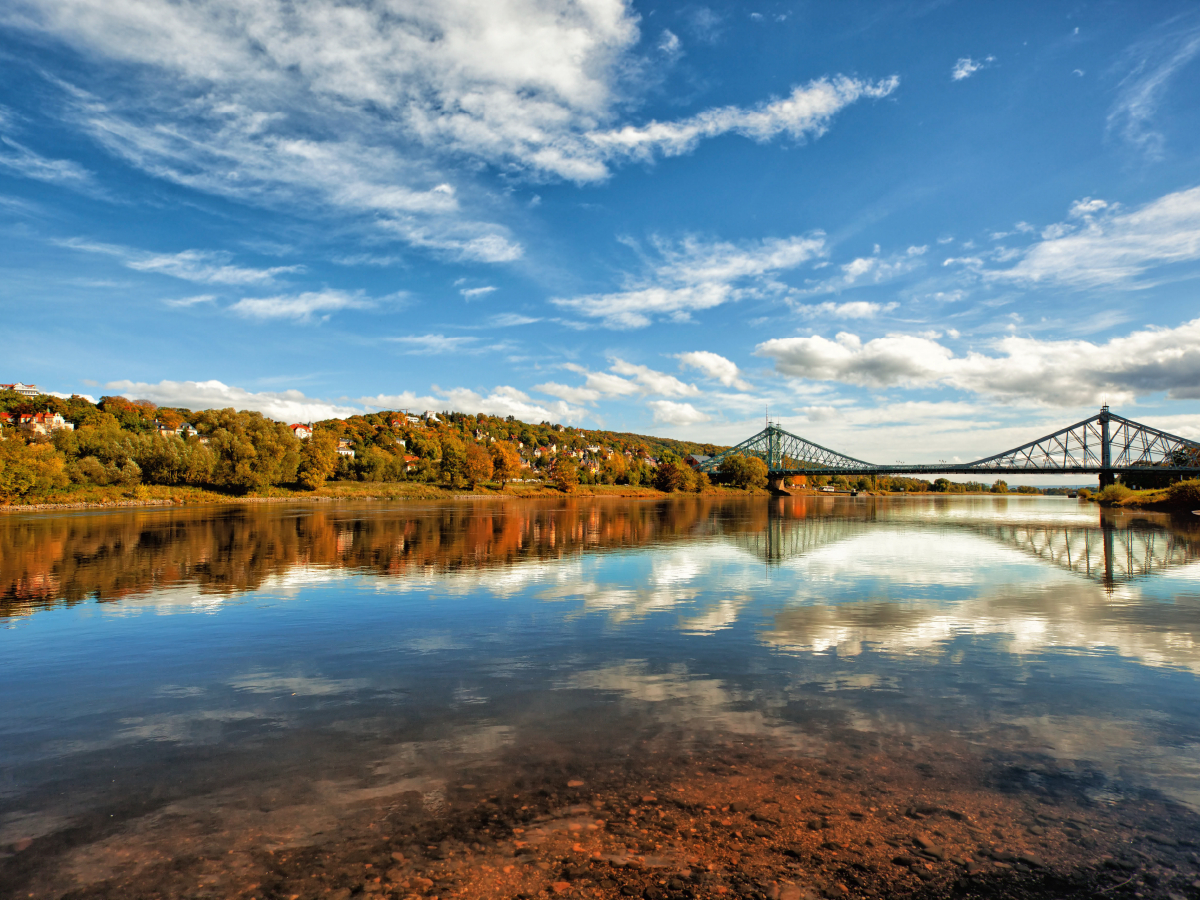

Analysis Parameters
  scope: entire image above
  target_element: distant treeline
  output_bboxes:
[0,390,736,502]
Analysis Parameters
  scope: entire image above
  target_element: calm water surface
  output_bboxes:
[3,495,1200,900]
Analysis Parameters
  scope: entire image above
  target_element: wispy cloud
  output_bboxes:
[794,245,926,298]
[989,186,1200,288]
[164,294,217,308]
[756,316,1200,405]
[553,233,826,328]
[951,55,995,81]
[0,135,95,189]
[460,285,497,300]
[60,239,302,285]
[11,1,895,262]
[1108,19,1200,159]
[229,290,373,322]
[387,334,479,354]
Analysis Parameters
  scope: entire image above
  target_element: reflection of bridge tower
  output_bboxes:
[968,518,1199,588]
[725,503,1200,586]
[726,505,872,565]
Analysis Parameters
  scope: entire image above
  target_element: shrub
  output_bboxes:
[1095,483,1132,504]
[1165,478,1200,506]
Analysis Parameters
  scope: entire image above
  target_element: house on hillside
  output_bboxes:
[686,453,711,468]
[155,420,197,438]
[0,411,12,431]
[422,411,439,423]
[337,439,355,458]
[1,383,40,397]
[19,411,74,434]
[290,423,313,440]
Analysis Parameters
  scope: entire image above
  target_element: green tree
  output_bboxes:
[298,432,339,490]
[0,440,69,501]
[990,479,1008,494]
[440,433,467,487]
[718,453,767,490]
[654,460,697,493]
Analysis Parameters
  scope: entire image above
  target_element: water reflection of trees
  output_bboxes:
[0,498,777,617]
[5,498,1197,618]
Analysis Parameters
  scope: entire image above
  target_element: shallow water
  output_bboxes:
[3,495,1200,900]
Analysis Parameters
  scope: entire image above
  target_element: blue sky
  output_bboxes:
[4,0,1200,466]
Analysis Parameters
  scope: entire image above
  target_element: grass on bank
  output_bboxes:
[0,478,768,509]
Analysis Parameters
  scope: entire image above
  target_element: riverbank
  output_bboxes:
[0,480,768,512]
[1095,478,1200,511]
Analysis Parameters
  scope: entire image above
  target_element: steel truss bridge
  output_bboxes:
[698,406,1200,487]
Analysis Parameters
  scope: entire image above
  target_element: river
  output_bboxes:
[2,495,1200,900]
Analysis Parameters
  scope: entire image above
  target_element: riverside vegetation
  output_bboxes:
[0,391,755,506]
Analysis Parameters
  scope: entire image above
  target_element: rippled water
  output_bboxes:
[3,495,1200,900]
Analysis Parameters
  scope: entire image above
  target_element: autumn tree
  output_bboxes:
[551,456,579,493]
[600,452,627,485]
[298,431,339,489]
[464,442,494,489]
[490,441,520,487]
[654,459,697,493]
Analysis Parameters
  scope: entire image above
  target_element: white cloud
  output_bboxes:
[553,233,826,327]
[229,290,372,322]
[795,300,898,319]
[541,358,700,405]
[646,399,708,426]
[534,381,601,405]
[106,379,363,421]
[676,350,751,390]
[991,186,1200,288]
[107,378,585,424]
[756,316,1200,405]
[610,358,699,397]
[364,385,583,424]
[951,55,994,81]
[460,285,498,300]
[657,28,682,57]
[562,363,640,397]
[585,75,899,166]
[12,1,896,259]
[61,239,301,285]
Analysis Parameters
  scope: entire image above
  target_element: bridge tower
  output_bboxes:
[1098,404,1114,489]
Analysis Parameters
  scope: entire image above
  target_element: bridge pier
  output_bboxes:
[1099,470,1115,489]
[767,475,791,495]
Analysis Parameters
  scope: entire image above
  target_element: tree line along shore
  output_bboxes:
[1,389,1197,509]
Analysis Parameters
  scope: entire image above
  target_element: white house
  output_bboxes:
[1,382,40,397]
[290,423,313,440]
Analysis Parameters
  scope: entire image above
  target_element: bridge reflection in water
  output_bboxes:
[729,499,1200,589]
